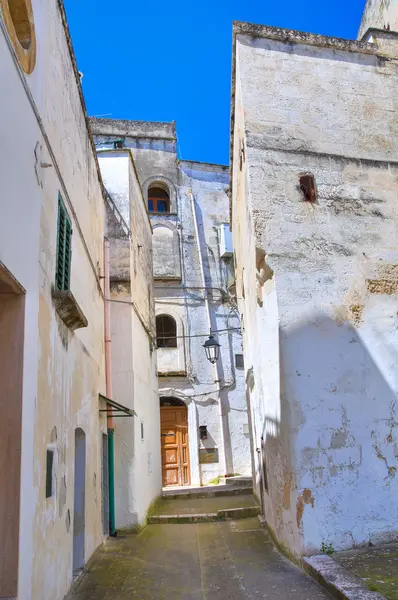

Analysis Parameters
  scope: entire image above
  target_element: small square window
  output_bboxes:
[46,449,54,498]
[235,354,244,369]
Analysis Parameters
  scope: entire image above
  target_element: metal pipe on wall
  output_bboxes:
[104,238,116,536]
[189,189,229,479]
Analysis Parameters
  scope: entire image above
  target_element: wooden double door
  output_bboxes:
[160,406,190,487]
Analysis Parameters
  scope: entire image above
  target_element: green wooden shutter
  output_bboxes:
[55,195,72,290]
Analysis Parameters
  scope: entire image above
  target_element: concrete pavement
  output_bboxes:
[68,518,333,599]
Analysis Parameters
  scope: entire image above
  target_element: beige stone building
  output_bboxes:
[90,118,252,488]
[0,1,161,599]
[230,12,398,557]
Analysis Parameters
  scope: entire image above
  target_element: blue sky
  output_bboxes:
[65,0,366,165]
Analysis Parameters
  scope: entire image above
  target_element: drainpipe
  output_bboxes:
[189,190,229,479]
[104,238,116,536]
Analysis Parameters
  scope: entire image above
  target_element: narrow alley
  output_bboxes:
[68,488,332,600]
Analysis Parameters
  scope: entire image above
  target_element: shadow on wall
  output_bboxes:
[258,313,398,554]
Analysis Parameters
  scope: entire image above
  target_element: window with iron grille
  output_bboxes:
[235,354,244,369]
[156,314,177,348]
[55,195,72,291]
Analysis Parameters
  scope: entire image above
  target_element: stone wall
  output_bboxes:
[359,0,398,38]
[232,24,398,556]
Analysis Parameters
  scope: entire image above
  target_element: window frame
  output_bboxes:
[148,186,171,214]
[156,314,177,348]
[55,194,72,291]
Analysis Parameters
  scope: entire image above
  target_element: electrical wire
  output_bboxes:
[156,326,241,341]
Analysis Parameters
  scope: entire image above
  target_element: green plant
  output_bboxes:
[321,542,335,556]
[208,476,221,485]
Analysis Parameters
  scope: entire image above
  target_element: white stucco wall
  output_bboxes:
[0,2,107,599]
[232,25,398,556]
[99,151,161,528]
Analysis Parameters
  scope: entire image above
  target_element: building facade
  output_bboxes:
[0,2,162,599]
[359,0,398,38]
[231,20,398,557]
[97,150,162,529]
[0,1,107,598]
[91,118,252,487]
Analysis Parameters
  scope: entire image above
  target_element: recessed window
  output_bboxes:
[1,0,36,73]
[141,422,144,441]
[156,315,177,348]
[299,174,317,203]
[46,449,54,498]
[55,195,72,291]
[148,185,170,214]
[235,354,244,369]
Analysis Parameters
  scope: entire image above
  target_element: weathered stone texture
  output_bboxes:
[232,25,398,558]
[359,0,398,38]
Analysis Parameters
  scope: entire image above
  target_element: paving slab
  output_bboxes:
[68,518,333,600]
[152,493,257,516]
[304,554,387,600]
[335,543,398,599]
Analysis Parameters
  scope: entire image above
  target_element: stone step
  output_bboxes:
[148,505,261,525]
[162,484,252,500]
[225,476,253,487]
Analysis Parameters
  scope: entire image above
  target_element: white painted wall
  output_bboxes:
[0,2,107,598]
[232,25,398,556]
[99,151,162,528]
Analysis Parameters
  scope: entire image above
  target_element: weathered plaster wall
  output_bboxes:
[91,120,252,485]
[359,0,398,38]
[99,151,161,528]
[0,2,106,598]
[232,26,398,556]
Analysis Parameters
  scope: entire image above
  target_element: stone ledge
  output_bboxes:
[158,371,187,378]
[233,21,378,56]
[52,289,88,331]
[162,486,253,500]
[218,506,260,520]
[147,505,261,525]
[303,554,387,600]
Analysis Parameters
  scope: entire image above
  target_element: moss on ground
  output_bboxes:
[335,546,398,600]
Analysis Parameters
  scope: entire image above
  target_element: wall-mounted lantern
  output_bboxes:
[199,425,208,440]
[203,334,221,364]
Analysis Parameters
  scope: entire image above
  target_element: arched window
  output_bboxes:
[156,315,177,348]
[148,185,170,214]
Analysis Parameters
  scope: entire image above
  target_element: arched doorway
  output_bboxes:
[160,398,190,487]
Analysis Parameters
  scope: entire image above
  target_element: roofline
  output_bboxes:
[89,117,177,141]
[179,159,229,171]
[228,21,381,223]
[58,1,109,207]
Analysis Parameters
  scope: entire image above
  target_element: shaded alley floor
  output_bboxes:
[151,493,257,515]
[69,518,332,600]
